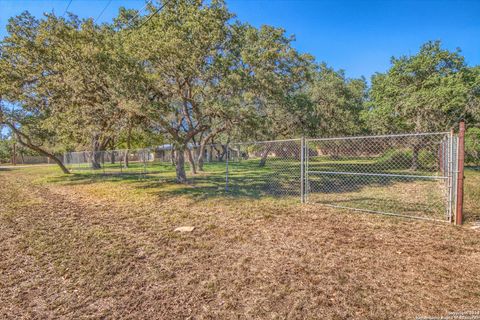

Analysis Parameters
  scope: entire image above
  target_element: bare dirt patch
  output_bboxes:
[1,168,479,319]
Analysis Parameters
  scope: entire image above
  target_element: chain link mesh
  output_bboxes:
[63,132,459,221]
[305,133,456,221]
[63,144,229,176]
[64,148,152,175]
[226,140,302,197]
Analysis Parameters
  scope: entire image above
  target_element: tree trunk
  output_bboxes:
[198,155,205,171]
[197,141,208,171]
[219,144,230,162]
[12,142,16,165]
[46,152,70,174]
[175,146,187,183]
[187,147,197,174]
[123,126,132,168]
[195,129,225,171]
[208,146,213,162]
[110,138,115,164]
[332,145,340,159]
[91,135,102,170]
[259,143,273,167]
[91,134,113,170]
[213,145,222,161]
[123,150,129,168]
[171,148,176,166]
[91,151,102,169]
[411,143,421,171]
[5,124,70,174]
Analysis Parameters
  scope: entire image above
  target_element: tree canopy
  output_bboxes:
[365,41,479,134]
[0,1,478,179]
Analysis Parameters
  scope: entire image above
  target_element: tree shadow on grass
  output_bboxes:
[306,174,439,194]
[48,159,444,207]
[465,165,480,171]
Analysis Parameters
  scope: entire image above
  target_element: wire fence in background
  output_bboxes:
[63,130,462,223]
[63,144,230,176]
[64,148,152,175]
[227,139,302,197]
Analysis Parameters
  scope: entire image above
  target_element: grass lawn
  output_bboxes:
[0,164,479,319]
[67,156,453,220]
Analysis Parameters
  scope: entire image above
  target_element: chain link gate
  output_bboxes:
[302,132,459,222]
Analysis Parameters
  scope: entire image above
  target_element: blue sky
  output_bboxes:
[0,0,479,79]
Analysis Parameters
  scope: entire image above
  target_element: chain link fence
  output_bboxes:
[305,132,457,221]
[227,139,302,198]
[63,144,229,176]
[64,148,152,175]
[64,131,461,222]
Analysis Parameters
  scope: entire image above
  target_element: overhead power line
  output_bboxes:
[124,0,153,28]
[95,0,113,22]
[62,0,73,17]
[135,0,171,30]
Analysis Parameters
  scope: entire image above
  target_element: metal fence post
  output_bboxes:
[447,129,454,222]
[455,120,465,225]
[225,143,229,192]
[143,148,147,177]
[301,136,305,203]
[102,151,105,175]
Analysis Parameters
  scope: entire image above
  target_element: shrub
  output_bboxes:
[379,148,436,170]
[378,149,412,169]
[465,128,480,166]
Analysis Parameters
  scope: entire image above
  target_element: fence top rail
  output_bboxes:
[230,138,302,146]
[65,131,450,156]
[306,131,449,142]
[66,148,152,155]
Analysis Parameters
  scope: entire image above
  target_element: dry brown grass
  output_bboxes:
[1,166,479,319]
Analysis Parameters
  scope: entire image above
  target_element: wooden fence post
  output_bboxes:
[455,120,465,225]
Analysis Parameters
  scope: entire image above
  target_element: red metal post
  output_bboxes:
[455,120,465,225]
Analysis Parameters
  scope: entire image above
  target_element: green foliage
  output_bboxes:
[0,132,46,163]
[0,138,12,162]
[465,127,480,166]
[301,64,367,137]
[119,0,314,179]
[125,0,312,144]
[365,41,480,134]
[115,128,165,150]
[1,2,479,179]
[378,149,436,170]
[378,149,413,167]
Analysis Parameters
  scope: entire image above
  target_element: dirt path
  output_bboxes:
[1,170,480,319]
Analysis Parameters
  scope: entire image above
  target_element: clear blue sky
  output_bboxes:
[0,0,479,79]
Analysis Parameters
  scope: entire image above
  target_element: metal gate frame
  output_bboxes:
[299,127,465,224]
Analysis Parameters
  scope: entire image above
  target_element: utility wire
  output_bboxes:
[95,0,113,22]
[135,0,171,30]
[62,0,73,17]
[123,0,153,28]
